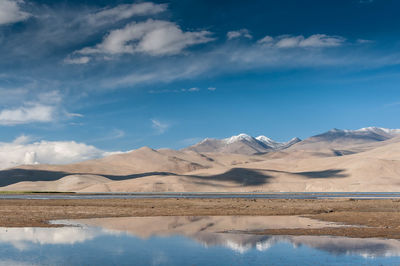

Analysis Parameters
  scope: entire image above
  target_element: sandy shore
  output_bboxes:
[1,197,400,239]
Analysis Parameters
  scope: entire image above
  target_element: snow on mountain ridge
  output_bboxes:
[329,127,400,135]
[255,135,276,144]
[356,127,400,135]
[214,133,301,149]
[224,133,255,144]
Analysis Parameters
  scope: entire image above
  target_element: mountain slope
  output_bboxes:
[185,134,301,155]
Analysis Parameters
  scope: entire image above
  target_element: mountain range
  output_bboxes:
[184,134,301,155]
[1,126,400,193]
[185,127,400,155]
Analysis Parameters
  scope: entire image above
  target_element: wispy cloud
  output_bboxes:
[179,137,203,146]
[148,87,212,93]
[90,128,126,143]
[0,0,31,25]
[227,29,252,40]
[64,56,90,65]
[66,112,84,118]
[258,34,345,48]
[151,119,170,134]
[87,2,167,26]
[101,33,353,89]
[384,101,400,108]
[0,90,82,126]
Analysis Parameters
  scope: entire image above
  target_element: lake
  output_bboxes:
[0,216,399,265]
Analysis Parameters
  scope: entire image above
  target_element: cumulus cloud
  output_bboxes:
[227,29,252,40]
[0,136,107,169]
[257,34,345,48]
[88,2,167,26]
[151,119,169,134]
[0,0,30,25]
[77,19,214,57]
[0,104,55,125]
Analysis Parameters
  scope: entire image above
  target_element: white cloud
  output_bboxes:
[0,136,107,169]
[275,35,304,48]
[0,226,103,250]
[257,35,274,45]
[258,34,345,48]
[227,29,252,40]
[187,87,199,92]
[0,104,55,125]
[151,119,169,134]
[207,87,216,91]
[77,19,214,57]
[88,2,167,26]
[0,0,30,25]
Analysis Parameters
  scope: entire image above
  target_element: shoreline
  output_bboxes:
[1,198,400,239]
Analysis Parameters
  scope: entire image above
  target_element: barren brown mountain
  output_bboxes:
[1,127,400,192]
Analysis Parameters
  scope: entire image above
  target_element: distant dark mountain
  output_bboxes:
[184,133,301,155]
[291,127,400,151]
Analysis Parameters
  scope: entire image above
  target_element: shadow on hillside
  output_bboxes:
[256,168,348,179]
[0,167,347,187]
[188,168,272,186]
[293,169,347,178]
[0,169,176,187]
[0,169,70,187]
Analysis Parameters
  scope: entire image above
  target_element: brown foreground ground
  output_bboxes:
[1,198,400,239]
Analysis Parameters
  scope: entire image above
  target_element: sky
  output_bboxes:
[1,0,400,168]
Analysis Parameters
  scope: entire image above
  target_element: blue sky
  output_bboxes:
[0,0,400,166]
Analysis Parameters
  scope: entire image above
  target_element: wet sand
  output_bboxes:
[1,198,400,239]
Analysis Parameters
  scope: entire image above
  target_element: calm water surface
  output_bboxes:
[2,192,400,200]
[0,216,400,265]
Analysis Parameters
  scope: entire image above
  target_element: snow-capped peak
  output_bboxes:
[256,135,278,145]
[329,127,400,136]
[356,127,400,135]
[224,133,255,144]
[287,137,301,143]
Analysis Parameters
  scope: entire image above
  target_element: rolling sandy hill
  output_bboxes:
[2,127,400,192]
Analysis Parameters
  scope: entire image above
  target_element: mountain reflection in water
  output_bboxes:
[0,216,399,265]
